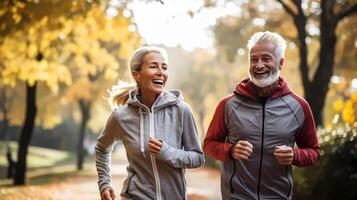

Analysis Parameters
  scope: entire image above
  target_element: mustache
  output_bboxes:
[253,67,269,73]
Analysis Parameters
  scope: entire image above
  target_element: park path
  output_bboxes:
[1,147,222,200]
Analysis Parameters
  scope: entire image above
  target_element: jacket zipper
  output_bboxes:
[229,158,236,194]
[286,166,292,198]
[149,110,162,200]
[257,100,266,200]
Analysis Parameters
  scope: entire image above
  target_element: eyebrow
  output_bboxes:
[146,61,167,65]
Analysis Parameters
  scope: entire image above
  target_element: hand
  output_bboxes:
[148,137,162,156]
[274,145,294,166]
[101,188,116,200]
[231,140,253,160]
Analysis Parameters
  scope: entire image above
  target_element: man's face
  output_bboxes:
[249,42,284,87]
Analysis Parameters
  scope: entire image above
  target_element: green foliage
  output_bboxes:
[294,124,357,200]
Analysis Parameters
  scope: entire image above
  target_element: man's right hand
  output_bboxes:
[231,140,253,160]
[101,188,116,200]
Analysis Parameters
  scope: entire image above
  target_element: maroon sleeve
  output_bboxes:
[203,95,234,161]
[291,94,320,167]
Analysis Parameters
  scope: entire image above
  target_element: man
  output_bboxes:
[203,31,319,200]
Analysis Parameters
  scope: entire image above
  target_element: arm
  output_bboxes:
[292,95,320,167]
[156,103,205,169]
[95,111,122,194]
[203,95,233,161]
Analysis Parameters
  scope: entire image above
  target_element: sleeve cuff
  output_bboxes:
[99,182,112,194]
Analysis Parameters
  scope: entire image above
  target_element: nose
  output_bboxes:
[156,65,165,74]
[256,59,264,69]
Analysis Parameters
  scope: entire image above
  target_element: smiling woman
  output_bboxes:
[95,46,205,200]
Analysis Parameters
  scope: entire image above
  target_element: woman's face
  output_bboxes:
[133,52,169,97]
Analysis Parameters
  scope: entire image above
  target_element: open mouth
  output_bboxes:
[254,71,269,77]
[152,79,164,86]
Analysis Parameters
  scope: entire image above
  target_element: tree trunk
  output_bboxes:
[14,82,37,185]
[77,99,91,170]
[1,86,10,140]
[307,0,337,126]
[198,109,206,142]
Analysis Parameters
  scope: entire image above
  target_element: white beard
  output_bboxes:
[249,68,280,88]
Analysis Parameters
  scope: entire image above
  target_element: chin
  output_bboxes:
[249,71,280,88]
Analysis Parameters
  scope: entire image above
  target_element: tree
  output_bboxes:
[275,0,357,126]
[60,5,140,170]
[0,0,96,185]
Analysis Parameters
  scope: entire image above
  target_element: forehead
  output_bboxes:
[143,52,167,64]
[250,42,276,57]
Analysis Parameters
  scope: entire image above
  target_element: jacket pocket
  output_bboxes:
[125,172,136,194]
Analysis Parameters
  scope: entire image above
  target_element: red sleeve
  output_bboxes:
[203,94,234,161]
[291,94,320,167]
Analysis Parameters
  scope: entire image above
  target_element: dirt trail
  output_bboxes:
[1,147,222,200]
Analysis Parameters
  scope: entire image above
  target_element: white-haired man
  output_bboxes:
[204,31,320,200]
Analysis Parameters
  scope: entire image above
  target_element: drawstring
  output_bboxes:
[139,108,145,157]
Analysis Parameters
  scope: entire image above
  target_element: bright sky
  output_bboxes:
[129,0,241,51]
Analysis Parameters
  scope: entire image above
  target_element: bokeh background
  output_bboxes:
[0,0,356,199]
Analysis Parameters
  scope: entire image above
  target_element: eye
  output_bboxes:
[149,65,157,69]
[250,58,258,63]
[263,57,271,62]
[162,65,168,70]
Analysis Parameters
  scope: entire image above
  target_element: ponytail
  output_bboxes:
[107,81,137,109]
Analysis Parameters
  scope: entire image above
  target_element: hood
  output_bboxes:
[127,89,183,110]
[235,77,292,100]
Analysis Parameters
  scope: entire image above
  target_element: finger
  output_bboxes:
[274,152,293,159]
[109,189,116,200]
[237,145,253,154]
[149,138,163,147]
[238,140,253,149]
[275,148,293,154]
[102,192,112,200]
[236,149,252,157]
[148,143,161,152]
[149,148,160,154]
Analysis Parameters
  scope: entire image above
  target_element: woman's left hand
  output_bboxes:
[148,137,162,156]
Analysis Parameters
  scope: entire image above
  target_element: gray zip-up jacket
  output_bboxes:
[96,89,205,200]
[204,78,319,200]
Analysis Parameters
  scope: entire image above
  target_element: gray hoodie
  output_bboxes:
[96,90,205,200]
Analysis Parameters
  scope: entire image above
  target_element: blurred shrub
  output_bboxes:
[294,124,357,199]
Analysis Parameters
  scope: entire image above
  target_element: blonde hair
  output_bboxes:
[108,46,168,109]
[247,31,287,60]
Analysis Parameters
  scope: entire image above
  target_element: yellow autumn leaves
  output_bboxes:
[332,90,357,126]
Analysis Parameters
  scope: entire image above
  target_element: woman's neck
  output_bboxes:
[140,92,159,109]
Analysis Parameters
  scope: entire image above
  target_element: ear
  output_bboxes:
[132,71,141,82]
[279,58,284,70]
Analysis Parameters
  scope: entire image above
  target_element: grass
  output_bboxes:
[0,141,77,186]
[0,141,72,168]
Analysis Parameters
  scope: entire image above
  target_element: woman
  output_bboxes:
[96,46,205,200]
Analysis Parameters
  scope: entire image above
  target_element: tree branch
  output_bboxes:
[277,0,296,16]
[337,3,357,22]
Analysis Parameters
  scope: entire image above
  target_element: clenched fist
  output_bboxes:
[231,140,253,160]
[274,145,294,166]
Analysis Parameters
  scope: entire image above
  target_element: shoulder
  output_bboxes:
[289,93,311,110]
[177,101,193,113]
[215,93,236,110]
[111,104,132,118]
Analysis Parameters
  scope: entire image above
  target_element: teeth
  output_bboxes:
[152,79,164,85]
